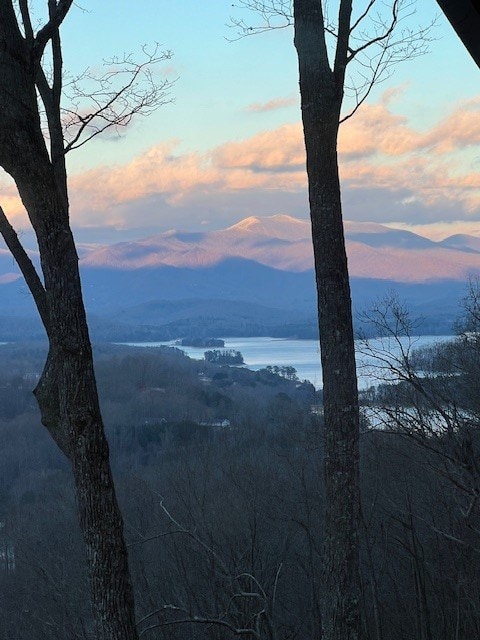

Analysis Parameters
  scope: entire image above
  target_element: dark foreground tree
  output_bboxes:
[231,2,430,638]
[436,0,480,68]
[293,4,361,637]
[0,2,170,638]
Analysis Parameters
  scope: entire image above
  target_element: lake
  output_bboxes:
[123,335,453,389]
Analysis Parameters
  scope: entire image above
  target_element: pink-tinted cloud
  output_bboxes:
[339,104,418,158]
[0,173,26,227]
[4,90,480,237]
[68,91,480,231]
[386,220,480,241]
[245,96,297,113]
[421,98,480,153]
[212,123,304,171]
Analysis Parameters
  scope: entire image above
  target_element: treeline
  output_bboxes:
[178,337,225,347]
[0,313,321,342]
[0,307,454,345]
[204,349,244,365]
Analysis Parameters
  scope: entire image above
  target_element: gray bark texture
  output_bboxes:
[0,4,139,639]
[293,1,362,639]
[436,0,480,69]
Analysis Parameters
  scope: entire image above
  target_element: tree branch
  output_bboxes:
[136,604,185,627]
[347,0,399,63]
[228,1,293,39]
[349,0,377,34]
[333,0,353,82]
[33,0,74,63]
[49,0,64,111]
[436,0,480,69]
[61,46,173,153]
[0,206,50,332]
[138,615,260,638]
[155,496,230,576]
[19,0,34,43]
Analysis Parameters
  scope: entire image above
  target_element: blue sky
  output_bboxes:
[2,0,480,244]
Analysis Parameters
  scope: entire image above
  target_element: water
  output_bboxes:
[122,335,453,389]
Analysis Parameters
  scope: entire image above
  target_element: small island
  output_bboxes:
[178,337,225,348]
[204,349,244,365]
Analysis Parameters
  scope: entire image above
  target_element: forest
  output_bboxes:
[0,330,479,639]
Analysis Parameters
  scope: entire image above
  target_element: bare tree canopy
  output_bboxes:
[0,2,172,638]
[230,0,433,120]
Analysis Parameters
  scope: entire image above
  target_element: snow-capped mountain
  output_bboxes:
[1,215,479,338]
[78,214,480,284]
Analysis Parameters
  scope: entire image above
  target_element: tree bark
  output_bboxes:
[293,2,362,639]
[436,0,480,69]
[0,4,138,638]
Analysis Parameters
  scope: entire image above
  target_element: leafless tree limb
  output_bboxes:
[155,495,231,575]
[134,492,280,640]
[0,205,49,331]
[138,615,260,638]
[18,0,34,42]
[229,0,434,121]
[349,0,376,34]
[60,44,174,153]
[33,0,74,63]
[333,0,353,80]
[228,0,293,39]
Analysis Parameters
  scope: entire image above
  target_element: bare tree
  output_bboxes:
[359,295,480,555]
[0,2,171,638]
[230,2,430,639]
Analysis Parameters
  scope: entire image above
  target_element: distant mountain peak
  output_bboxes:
[344,221,391,234]
[224,214,310,242]
[269,213,307,225]
[438,234,480,254]
[69,213,480,282]
[225,216,263,232]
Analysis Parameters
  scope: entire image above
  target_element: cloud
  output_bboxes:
[0,172,27,227]
[245,96,297,113]
[212,123,304,172]
[3,90,480,239]
[68,123,309,231]
[339,104,418,158]
[385,220,480,241]
[421,98,480,153]
[67,93,480,233]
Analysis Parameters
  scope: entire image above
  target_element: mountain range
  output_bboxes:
[78,215,480,282]
[1,214,478,340]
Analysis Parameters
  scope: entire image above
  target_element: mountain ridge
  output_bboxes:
[0,215,477,337]
[76,215,480,283]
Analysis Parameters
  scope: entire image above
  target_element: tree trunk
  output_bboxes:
[294,2,362,639]
[436,0,480,69]
[0,5,139,638]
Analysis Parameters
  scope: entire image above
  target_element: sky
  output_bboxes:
[2,0,480,245]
